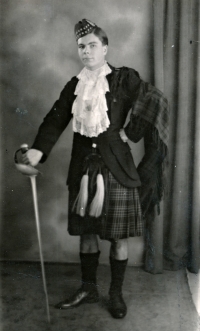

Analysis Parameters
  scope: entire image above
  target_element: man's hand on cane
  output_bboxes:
[22,149,43,167]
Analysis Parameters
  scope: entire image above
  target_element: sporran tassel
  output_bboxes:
[73,171,89,217]
[89,173,105,218]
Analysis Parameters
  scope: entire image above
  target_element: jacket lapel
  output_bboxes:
[105,63,116,119]
[106,63,115,86]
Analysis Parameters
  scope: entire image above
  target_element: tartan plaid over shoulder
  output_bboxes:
[124,77,170,216]
[132,81,169,146]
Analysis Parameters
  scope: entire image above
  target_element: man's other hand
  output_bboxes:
[119,129,128,143]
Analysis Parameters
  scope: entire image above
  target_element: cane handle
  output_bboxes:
[14,144,40,176]
[20,143,29,154]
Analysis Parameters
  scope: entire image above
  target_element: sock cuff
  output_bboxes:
[109,257,128,264]
[80,250,101,259]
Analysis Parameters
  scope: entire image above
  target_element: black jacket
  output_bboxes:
[32,64,149,188]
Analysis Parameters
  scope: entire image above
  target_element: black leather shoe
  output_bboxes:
[55,287,99,309]
[108,293,127,319]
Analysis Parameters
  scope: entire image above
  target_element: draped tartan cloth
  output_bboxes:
[124,79,169,216]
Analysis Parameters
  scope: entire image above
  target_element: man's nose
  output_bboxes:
[83,46,90,54]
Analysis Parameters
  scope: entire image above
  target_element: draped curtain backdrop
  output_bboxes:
[144,0,200,274]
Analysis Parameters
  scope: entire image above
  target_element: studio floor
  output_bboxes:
[0,262,199,331]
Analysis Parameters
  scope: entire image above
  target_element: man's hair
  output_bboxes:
[91,26,109,45]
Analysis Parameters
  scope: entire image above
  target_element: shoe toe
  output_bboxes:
[55,288,99,309]
[110,308,127,319]
[109,295,127,319]
[54,301,67,309]
[55,290,88,309]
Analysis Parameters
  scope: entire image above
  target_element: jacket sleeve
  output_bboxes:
[32,77,77,162]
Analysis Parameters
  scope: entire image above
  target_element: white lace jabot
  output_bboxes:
[72,62,112,137]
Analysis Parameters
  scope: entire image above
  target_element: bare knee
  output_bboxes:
[110,238,128,260]
[80,234,99,253]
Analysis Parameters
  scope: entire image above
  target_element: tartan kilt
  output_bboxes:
[67,171,143,239]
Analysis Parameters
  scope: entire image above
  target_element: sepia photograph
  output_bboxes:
[0,0,200,330]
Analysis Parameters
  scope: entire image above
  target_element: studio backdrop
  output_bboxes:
[1,0,199,273]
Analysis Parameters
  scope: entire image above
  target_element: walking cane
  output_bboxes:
[14,144,51,323]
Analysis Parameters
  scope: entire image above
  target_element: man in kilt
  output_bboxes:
[22,19,169,319]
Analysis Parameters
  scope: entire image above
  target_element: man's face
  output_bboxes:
[77,33,108,71]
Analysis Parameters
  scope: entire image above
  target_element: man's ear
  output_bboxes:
[103,45,108,55]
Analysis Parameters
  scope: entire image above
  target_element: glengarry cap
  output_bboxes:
[75,19,97,41]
